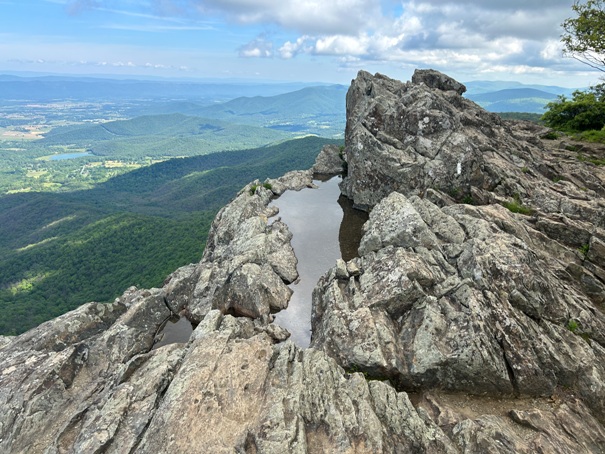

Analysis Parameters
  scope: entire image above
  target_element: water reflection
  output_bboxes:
[338,194,368,262]
[152,315,194,350]
[270,176,367,347]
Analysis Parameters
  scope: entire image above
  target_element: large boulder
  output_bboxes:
[312,194,605,402]
[412,68,467,95]
[313,144,344,174]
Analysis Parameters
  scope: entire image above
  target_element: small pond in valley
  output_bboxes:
[271,175,368,347]
[49,152,92,161]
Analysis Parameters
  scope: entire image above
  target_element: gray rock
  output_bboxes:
[185,185,299,322]
[334,258,349,279]
[268,169,316,194]
[340,69,605,233]
[215,262,292,318]
[0,289,178,454]
[136,316,457,453]
[313,144,344,174]
[412,68,467,95]
[358,192,440,255]
[311,71,605,433]
[419,392,605,453]
[0,335,12,350]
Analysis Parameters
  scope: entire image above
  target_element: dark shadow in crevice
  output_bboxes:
[338,194,368,262]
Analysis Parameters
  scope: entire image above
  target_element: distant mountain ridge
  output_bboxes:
[0,74,330,103]
[464,80,579,113]
[464,80,578,96]
[465,88,560,113]
[468,88,559,102]
[0,73,580,115]
[189,85,347,135]
[38,85,348,145]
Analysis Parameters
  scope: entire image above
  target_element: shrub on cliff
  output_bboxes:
[545,0,605,141]
[542,84,605,138]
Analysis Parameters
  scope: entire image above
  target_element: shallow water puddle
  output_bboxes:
[271,175,367,347]
[152,315,194,350]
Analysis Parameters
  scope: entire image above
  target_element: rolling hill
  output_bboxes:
[466,88,560,113]
[171,85,347,136]
[464,81,579,114]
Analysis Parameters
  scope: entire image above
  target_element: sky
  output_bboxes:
[0,0,602,87]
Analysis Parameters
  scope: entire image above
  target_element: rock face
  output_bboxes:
[1,69,605,453]
[312,143,345,174]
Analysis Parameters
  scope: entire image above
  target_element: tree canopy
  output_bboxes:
[562,0,605,72]
[542,84,605,132]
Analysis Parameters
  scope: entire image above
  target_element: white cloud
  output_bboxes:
[314,35,369,56]
[541,40,564,61]
[238,34,273,58]
[278,36,312,59]
[231,0,586,82]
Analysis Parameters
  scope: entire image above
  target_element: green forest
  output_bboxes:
[40,113,294,159]
[0,136,341,335]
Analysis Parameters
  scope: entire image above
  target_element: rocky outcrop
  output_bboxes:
[312,143,344,174]
[311,69,605,450]
[1,69,605,453]
[340,70,605,221]
[0,291,453,453]
[162,171,313,323]
[312,192,605,401]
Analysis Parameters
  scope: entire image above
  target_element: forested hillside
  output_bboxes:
[192,85,346,133]
[40,114,292,159]
[0,136,341,335]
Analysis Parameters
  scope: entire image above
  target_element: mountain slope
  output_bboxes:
[464,80,576,96]
[39,113,292,158]
[196,85,346,117]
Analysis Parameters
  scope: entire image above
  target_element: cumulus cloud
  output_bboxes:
[278,36,313,59]
[266,0,577,79]
[186,0,572,74]
[238,34,273,58]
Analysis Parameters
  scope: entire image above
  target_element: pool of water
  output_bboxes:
[270,175,367,347]
[149,176,367,350]
[49,152,91,161]
[152,315,194,350]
